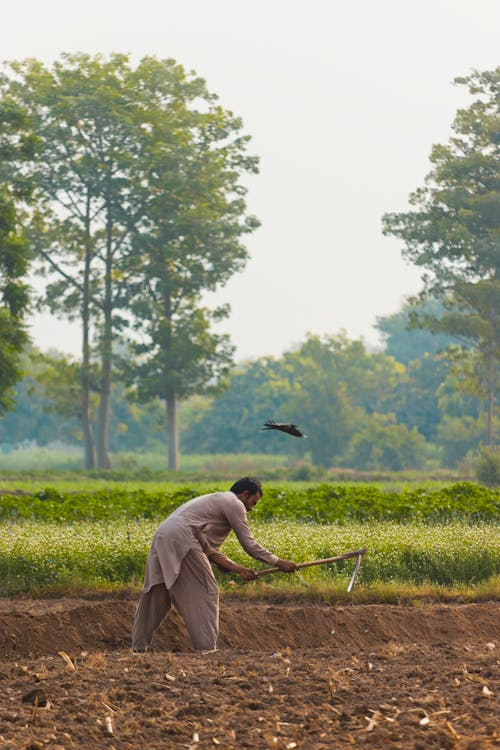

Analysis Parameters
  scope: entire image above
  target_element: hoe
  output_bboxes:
[255,547,367,592]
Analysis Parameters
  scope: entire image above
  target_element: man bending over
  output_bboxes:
[132,477,296,652]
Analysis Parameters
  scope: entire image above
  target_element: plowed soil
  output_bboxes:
[0,598,498,749]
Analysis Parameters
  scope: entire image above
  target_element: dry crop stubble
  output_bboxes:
[0,600,497,749]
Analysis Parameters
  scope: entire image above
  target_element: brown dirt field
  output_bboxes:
[0,599,498,749]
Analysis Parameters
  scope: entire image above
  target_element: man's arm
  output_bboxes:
[208,550,258,581]
[222,500,297,568]
[209,550,296,578]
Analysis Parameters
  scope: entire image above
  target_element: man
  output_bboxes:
[132,477,296,652]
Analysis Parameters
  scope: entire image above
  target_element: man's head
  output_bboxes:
[229,477,263,512]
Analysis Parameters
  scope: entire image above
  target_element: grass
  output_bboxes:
[0,446,472,484]
[0,448,294,475]
[222,576,500,605]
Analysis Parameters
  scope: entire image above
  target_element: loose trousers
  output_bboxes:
[131,546,219,652]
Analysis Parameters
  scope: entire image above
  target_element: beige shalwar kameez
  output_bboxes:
[132,491,278,651]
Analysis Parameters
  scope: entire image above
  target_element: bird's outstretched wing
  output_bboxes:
[261,420,306,438]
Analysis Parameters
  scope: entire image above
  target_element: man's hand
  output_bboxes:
[237,566,258,581]
[275,558,297,573]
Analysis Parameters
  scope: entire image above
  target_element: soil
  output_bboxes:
[0,598,498,749]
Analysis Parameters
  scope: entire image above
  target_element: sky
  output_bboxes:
[2,0,499,361]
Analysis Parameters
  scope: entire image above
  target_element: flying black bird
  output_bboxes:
[261,420,306,438]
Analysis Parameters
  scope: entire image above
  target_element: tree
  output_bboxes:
[375,298,460,365]
[382,67,499,450]
[281,334,406,466]
[5,54,259,471]
[6,53,149,468]
[339,413,427,471]
[121,58,260,469]
[180,358,297,455]
[0,99,36,413]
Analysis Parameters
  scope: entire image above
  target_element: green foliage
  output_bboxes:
[390,354,452,442]
[0,518,497,595]
[475,447,500,487]
[375,298,460,365]
[180,359,299,455]
[253,482,499,523]
[338,413,427,470]
[382,68,500,450]
[0,482,497,523]
[0,100,35,412]
[2,53,260,469]
[182,334,413,467]
[436,415,485,468]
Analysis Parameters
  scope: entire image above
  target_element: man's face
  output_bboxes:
[241,490,262,512]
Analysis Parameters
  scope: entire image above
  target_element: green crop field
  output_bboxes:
[0,482,498,522]
[0,481,497,598]
[0,518,498,596]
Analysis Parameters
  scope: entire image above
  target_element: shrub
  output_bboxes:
[0,482,498,523]
[475,448,500,487]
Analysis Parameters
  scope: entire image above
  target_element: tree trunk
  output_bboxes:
[161,271,179,470]
[96,306,112,469]
[81,194,97,469]
[96,184,113,469]
[166,390,179,470]
[486,326,494,451]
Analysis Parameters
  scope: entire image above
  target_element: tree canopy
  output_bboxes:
[0,99,36,413]
[2,53,259,468]
[382,67,499,450]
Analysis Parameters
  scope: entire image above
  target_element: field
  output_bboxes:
[0,519,498,596]
[0,598,498,749]
[0,478,498,748]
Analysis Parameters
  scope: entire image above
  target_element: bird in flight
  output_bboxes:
[261,420,306,438]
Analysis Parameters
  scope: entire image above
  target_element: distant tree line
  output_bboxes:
[0,59,498,470]
[0,302,491,469]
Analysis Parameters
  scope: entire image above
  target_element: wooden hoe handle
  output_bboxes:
[255,548,367,578]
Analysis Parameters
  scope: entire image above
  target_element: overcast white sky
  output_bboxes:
[3,0,499,360]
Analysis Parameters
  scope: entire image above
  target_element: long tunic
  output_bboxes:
[142,491,279,592]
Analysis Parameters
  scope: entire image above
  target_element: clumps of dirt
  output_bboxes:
[0,616,498,749]
[0,599,498,659]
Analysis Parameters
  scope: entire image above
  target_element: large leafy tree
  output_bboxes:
[382,67,499,450]
[4,54,259,470]
[121,58,260,469]
[0,100,36,412]
[6,53,146,468]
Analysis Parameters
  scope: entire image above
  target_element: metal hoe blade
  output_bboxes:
[347,549,366,592]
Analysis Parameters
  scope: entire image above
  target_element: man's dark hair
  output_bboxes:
[229,477,263,497]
